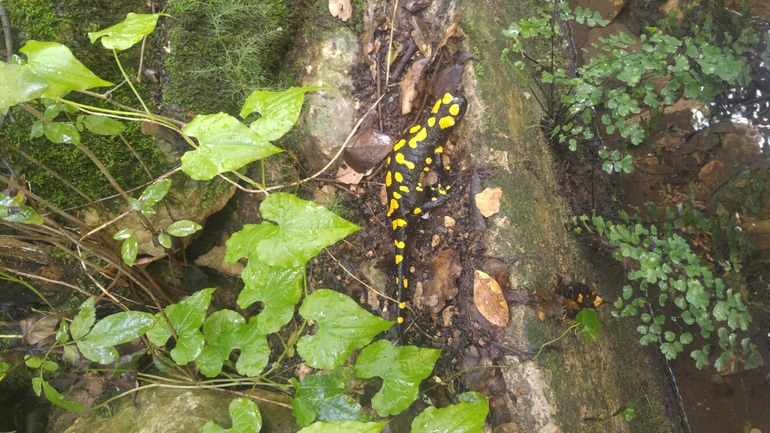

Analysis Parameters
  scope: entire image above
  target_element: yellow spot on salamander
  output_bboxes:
[415,183,423,192]
[399,185,409,193]
[435,146,443,154]
[425,157,432,165]
[394,240,405,249]
[432,99,442,113]
[393,139,406,151]
[403,278,408,288]
[388,198,399,216]
[385,171,392,187]
[386,156,391,165]
[399,302,406,309]
[395,276,399,285]
[442,93,453,104]
[439,116,455,129]
[398,317,404,323]
[395,254,403,264]
[414,207,422,215]
[395,153,415,169]
[427,117,436,127]
[392,218,407,230]
[409,124,421,133]
[449,103,461,116]
[408,128,427,148]
[393,191,402,199]
[394,172,404,183]
[423,166,430,172]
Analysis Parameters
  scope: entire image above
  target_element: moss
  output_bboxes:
[163,0,297,115]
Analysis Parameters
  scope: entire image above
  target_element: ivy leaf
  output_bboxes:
[166,220,202,237]
[576,308,600,341]
[196,311,269,377]
[411,392,489,433]
[19,41,112,97]
[146,289,214,365]
[43,122,80,144]
[88,13,162,51]
[76,311,155,364]
[291,370,370,427]
[354,340,441,416]
[157,232,172,249]
[297,290,394,370]
[0,62,48,110]
[70,297,96,340]
[42,379,84,412]
[226,193,360,268]
[240,86,321,141]
[1,193,43,225]
[181,113,282,180]
[82,115,125,135]
[119,234,138,266]
[203,398,262,433]
[296,421,387,433]
[238,261,303,333]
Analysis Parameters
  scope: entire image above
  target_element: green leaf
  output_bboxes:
[226,193,360,268]
[77,311,155,364]
[0,62,48,110]
[146,289,214,365]
[88,13,162,51]
[679,332,693,345]
[355,340,441,416]
[291,371,369,427]
[240,86,321,141]
[0,362,10,382]
[32,377,42,396]
[43,122,80,144]
[120,234,138,266]
[619,403,635,421]
[297,290,394,370]
[411,392,488,433]
[113,228,134,241]
[203,398,262,433]
[71,297,96,340]
[181,113,283,180]
[157,232,172,249]
[166,220,202,237]
[42,379,84,412]
[1,193,43,224]
[196,311,270,377]
[82,115,125,135]
[56,320,69,344]
[297,421,387,433]
[20,41,112,97]
[575,308,600,341]
[139,179,171,207]
[239,261,303,333]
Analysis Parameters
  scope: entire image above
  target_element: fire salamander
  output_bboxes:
[386,92,467,332]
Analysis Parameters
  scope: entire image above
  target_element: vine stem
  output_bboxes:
[113,49,151,115]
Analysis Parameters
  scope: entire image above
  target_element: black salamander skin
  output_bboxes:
[385,92,468,333]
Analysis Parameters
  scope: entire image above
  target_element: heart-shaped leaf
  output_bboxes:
[181,113,282,180]
[297,290,393,370]
[203,398,262,433]
[240,86,321,141]
[146,288,214,365]
[88,13,162,51]
[20,41,112,97]
[354,340,441,416]
[411,392,488,433]
[77,311,155,364]
[0,62,48,110]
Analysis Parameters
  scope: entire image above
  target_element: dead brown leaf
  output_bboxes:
[475,187,503,217]
[473,270,509,327]
[335,165,365,185]
[400,57,430,115]
[433,8,466,61]
[427,64,465,100]
[344,122,393,173]
[411,16,432,58]
[480,257,510,291]
[422,250,462,314]
[329,0,352,21]
[20,314,59,347]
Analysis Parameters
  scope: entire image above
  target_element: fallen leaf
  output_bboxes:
[411,16,432,58]
[344,121,393,173]
[422,250,462,313]
[400,58,430,115]
[480,257,510,291]
[20,314,60,347]
[427,64,465,100]
[335,165,365,185]
[433,8,465,61]
[329,0,352,21]
[473,270,509,327]
[475,187,503,217]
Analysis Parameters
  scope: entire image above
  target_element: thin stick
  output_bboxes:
[385,0,399,87]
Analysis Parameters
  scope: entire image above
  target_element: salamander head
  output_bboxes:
[432,93,468,122]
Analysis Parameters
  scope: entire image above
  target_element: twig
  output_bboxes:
[385,0,399,87]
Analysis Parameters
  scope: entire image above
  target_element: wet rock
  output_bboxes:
[195,245,245,276]
[296,28,359,172]
[575,0,628,21]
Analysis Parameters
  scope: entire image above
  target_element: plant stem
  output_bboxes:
[112,49,151,115]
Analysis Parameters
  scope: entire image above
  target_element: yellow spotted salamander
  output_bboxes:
[385,92,467,331]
